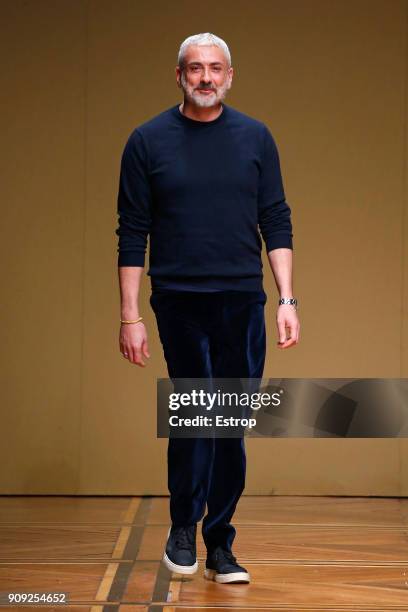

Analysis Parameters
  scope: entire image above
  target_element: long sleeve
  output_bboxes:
[115,129,153,266]
[257,125,293,253]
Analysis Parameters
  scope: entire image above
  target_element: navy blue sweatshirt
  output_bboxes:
[115,102,293,292]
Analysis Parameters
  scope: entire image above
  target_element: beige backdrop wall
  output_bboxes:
[1,0,407,494]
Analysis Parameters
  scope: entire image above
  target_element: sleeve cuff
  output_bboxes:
[265,234,293,252]
[117,251,146,267]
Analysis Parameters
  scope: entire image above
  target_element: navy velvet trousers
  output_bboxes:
[150,288,267,553]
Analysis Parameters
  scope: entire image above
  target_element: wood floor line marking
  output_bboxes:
[146,605,408,611]
[166,572,183,605]
[11,599,408,610]
[98,605,408,609]
[150,548,173,610]
[0,560,134,565]
[91,497,140,609]
[124,498,142,524]
[152,608,408,611]
[1,558,408,566]
[93,561,120,603]
[87,497,149,612]
[10,603,408,610]
[1,522,407,530]
[103,497,152,611]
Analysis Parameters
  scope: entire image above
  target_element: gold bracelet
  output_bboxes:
[120,317,143,324]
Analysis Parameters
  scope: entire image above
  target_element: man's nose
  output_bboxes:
[202,67,211,82]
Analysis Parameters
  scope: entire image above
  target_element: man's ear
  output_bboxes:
[227,67,233,89]
[228,73,233,90]
[175,67,181,88]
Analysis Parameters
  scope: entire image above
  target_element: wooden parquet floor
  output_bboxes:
[0,496,407,610]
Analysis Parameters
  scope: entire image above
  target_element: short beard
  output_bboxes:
[180,70,229,108]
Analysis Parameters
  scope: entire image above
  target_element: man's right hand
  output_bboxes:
[119,322,150,367]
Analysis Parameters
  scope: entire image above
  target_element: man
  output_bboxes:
[116,32,300,584]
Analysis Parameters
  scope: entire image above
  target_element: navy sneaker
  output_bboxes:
[162,524,198,574]
[204,546,250,583]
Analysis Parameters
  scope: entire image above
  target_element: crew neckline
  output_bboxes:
[172,102,228,127]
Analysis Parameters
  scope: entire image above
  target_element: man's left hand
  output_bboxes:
[276,304,300,348]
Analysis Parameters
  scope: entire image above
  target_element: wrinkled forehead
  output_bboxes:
[182,44,229,66]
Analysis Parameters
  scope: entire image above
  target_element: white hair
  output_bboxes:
[178,33,232,69]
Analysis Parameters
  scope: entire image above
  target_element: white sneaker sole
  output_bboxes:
[204,567,251,583]
[162,551,198,574]
[163,526,198,575]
